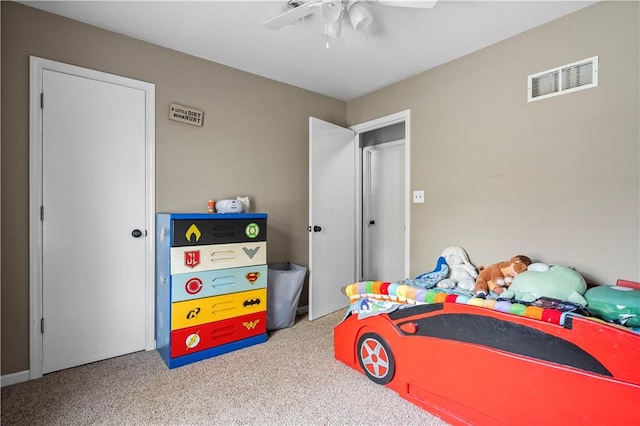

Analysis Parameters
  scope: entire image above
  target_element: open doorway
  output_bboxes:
[362,138,406,282]
[353,111,410,283]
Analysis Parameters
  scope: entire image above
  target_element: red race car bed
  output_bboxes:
[334,287,640,425]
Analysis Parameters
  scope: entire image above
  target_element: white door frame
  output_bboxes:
[351,110,411,281]
[28,56,156,379]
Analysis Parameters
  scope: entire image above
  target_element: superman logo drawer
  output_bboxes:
[171,217,267,247]
[171,265,267,302]
[170,311,266,358]
[171,288,267,330]
[170,242,266,275]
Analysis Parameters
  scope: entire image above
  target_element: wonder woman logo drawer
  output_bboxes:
[171,265,267,302]
[170,242,266,275]
[171,218,267,247]
[171,288,266,330]
[170,311,266,358]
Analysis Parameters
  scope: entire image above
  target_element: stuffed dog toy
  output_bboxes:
[437,247,478,292]
[474,255,532,297]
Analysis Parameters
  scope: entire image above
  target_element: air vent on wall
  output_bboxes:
[528,56,598,102]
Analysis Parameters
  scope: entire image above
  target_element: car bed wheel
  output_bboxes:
[357,333,395,385]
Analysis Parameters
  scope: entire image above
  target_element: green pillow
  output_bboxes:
[504,265,587,305]
[585,285,640,328]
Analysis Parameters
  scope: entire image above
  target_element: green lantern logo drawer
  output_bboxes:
[171,218,267,246]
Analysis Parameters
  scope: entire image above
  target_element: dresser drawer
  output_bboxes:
[171,265,267,302]
[171,217,267,247]
[170,311,266,358]
[170,241,266,275]
[171,288,266,330]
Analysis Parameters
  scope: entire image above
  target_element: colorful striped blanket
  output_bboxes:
[343,281,570,325]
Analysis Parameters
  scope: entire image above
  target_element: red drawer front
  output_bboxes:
[170,311,266,358]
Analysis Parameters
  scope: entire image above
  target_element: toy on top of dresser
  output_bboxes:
[215,196,250,213]
[473,255,532,297]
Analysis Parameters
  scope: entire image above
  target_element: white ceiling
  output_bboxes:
[20,0,597,101]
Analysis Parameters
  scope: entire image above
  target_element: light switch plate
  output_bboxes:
[413,190,425,203]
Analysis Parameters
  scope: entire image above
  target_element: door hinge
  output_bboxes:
[41,318,44,334]
[40,92,44,109]
[40,205,44,221]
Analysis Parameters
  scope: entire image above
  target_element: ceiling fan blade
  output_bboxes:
[371,0,438,9]
[262,1,323,30]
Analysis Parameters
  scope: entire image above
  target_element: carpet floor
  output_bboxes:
[2,310,449,425]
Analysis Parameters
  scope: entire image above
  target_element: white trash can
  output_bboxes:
[267,263,307,331]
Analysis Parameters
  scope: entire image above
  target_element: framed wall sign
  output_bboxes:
[169,103,204,127]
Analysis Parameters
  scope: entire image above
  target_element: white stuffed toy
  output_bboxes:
[437,246,478,292]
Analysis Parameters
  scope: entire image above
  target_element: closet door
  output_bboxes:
[42,69,147,373]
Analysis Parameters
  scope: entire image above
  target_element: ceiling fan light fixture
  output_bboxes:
[322,16,343,38]
[347,1,372,32]
[319,1,343,23]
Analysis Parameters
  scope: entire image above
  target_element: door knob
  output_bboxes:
[313,225,322,232]
[131,229,143,238]
[369,220,375,225]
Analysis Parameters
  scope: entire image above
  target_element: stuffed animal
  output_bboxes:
[584,284,640,327]
[437,247,478,292]
[403,256,448,289]
[474,255,532,297]
[501,264,588,305]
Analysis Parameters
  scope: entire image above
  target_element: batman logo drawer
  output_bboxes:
[171,288,267,330]
[171,265,267,302]
[170,311,266,358]
[170,242,266,275]
[171,217,267,247]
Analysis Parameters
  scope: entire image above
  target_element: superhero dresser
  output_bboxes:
[156,213,268,368]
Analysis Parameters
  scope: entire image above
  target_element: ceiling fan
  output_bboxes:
[262,0,438,46]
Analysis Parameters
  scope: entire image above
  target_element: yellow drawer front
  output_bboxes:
[171,288,267,330]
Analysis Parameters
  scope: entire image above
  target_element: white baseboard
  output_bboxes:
[296,305,309,315]
[1,370,30,387]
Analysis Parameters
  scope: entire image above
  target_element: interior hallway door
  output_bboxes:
[41,69,148,373]
[362,140,406,282]
[308,117,356,320]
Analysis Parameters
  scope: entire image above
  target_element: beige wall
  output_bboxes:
[347,1,639,285]
[2,0,638,377]
[0,1,345,375]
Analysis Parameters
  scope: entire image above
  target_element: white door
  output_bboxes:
[309,117,356,320]
[362,141,406,282]
[41,69,147,373]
